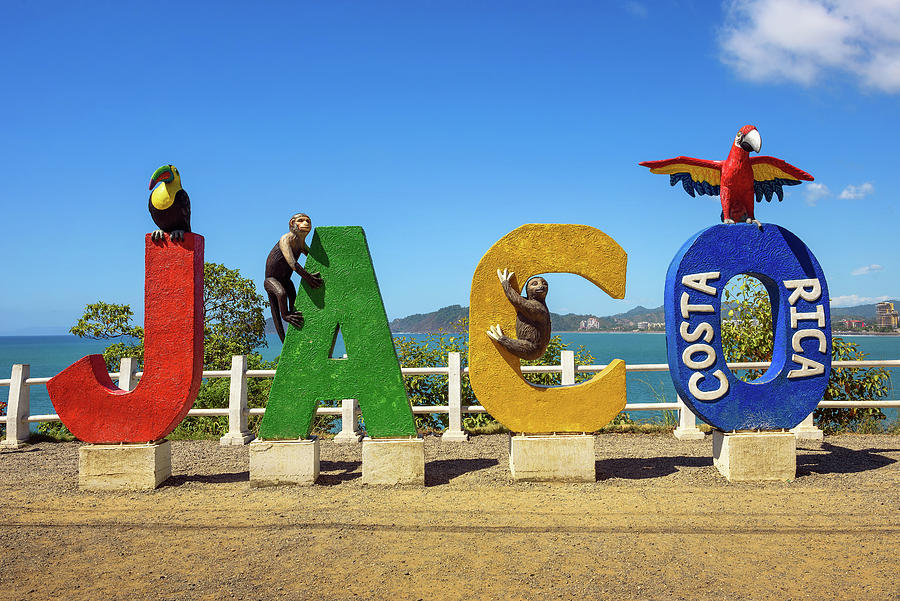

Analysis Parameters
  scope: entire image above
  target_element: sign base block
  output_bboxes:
[362,437,424,485]
[249,439,320,487]
[79,440,171,490]
[712,430,796,482]
[509,434,595,482]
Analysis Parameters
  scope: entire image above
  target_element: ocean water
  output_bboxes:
[0,336,110,419]
[2,332,897,424]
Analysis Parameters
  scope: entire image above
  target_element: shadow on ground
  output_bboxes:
[0,446,43,454]
[165,471,250,486]
[318,460,362,485]
[596,455,713,480]
[426,458,499,486]
[797,442,897,476]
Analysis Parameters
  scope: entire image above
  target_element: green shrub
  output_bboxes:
[35,421,74,441]
[722,275,891,433]
[395,318,598,432]
[69,262,271,441]
[815,337,891,433]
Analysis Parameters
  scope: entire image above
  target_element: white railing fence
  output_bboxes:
[2,352,899,448]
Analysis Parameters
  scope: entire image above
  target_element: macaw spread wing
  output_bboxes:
[751,156,814,203]
[639,157,722,198]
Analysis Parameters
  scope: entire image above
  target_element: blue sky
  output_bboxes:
[1,0,898,335]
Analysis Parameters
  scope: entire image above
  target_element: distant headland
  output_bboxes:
[262,300,899,335]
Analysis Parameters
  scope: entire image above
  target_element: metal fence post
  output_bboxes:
[2,364,30,448]
[561,350,576,386]
[220,355,254,446]
[442,351,468,441]
[118,358,138,391]
[673,394,705,440]
[334,399,362,443]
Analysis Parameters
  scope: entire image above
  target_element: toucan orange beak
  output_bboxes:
[149,165,174,190]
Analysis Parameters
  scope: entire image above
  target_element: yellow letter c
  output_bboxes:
[468,224,627,433]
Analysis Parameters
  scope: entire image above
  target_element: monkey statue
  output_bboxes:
[264,213,324,342]
[486,268,551,361]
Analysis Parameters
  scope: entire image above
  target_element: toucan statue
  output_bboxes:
[639,125,813,227]
[148,164,191,241]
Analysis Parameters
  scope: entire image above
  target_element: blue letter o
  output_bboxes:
[664,224,831,431]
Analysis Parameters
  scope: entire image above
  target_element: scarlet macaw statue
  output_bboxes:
[639,125,813,227]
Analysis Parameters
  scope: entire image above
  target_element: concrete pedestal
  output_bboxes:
[509,434,595,482]
[249,438,320,487]
[712,430,796,482]
[79,440,171,490]
[362,437,425,485]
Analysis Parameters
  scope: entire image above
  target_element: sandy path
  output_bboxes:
[2,434,899,600]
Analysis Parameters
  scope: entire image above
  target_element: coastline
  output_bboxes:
[391,329,899,336]
[555,330,666,334]
[391,330,670,335]
[833,331,900,337]
[4,330,896,338]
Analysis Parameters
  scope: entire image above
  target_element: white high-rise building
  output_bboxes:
[876,302,898,328]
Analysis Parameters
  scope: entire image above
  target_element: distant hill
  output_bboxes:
[265,299,897,335]
[390,304,469,333]
[387,304,666,333]
[264,317,277,334]
[831,300,899,320]
[265,305,469,335]
[610,305,666,325]
[551,313,616,332]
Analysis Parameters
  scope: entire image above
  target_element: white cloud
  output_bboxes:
[851,263,884,276]
[720,0,900,93]
[830,294,892,307]
[804,182,831,206]
[839,182,875,199]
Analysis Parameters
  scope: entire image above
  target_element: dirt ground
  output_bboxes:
[2,433,899,601]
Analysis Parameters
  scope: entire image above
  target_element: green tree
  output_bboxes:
[394,319,473,432]
[70,263,268,371]
[721,276,774,379]
[202,263,269,370]
[69,302,144,371]
[817,337,892,433]
[721,275,891,432]
[55,262,274,439]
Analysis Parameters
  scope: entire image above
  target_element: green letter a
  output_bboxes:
[259,226,416,439]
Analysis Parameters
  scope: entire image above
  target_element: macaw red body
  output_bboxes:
[720,137,756,222]
[640,125,813,224]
